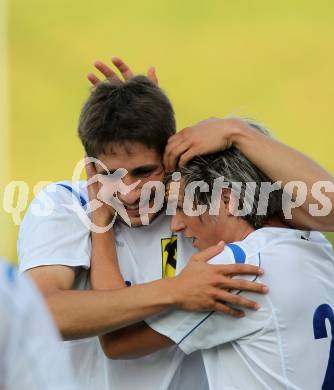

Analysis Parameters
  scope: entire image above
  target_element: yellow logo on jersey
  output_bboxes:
[161,236,177,278]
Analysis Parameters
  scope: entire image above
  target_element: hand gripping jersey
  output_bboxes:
[0,260,78,390]
[147,228,334,390]
[18,181,209,390]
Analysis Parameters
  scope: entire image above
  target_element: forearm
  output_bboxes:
[232,122,334,230]
[233,123,332,187]
[90,229,171,357]
[47,278,176,340]
[90,229,125,290]
[101,322,173,360]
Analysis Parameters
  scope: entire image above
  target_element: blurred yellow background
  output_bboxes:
[2,0,334,260]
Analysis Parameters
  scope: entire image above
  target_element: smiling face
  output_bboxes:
[168,179,254,249]
[96,141,165,227]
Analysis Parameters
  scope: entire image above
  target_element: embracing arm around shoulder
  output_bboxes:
[232,122,334,231]
[164,118,334,231]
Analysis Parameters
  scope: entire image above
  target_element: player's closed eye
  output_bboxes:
[132,168,156,178]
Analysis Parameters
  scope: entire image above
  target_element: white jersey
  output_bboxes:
[0,259,78,390]
[148,227,334,389]
[18,181,208,390]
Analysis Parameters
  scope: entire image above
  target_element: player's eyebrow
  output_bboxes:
[98,164,161,176]
[130,164,160,176]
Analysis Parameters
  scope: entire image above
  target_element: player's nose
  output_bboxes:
[118,175,141,205]
[118,188,141,205]
[171,214,186,233]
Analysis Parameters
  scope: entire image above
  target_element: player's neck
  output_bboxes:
[264,215,289,228]
[222,218,255,243]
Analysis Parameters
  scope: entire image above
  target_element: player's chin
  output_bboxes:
[117,211,160,227]
[194,239,210,251]
[129,216,144,227]
[116,214,143,227]
[130,212,160,227]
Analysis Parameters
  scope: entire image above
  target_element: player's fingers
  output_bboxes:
[213,301,245,318]
[220,278,268,294]
[86,172,99,202]
[163,141,191,172]
[86,171,99,187]
[223,264,264,277]
[84,157,100,194]
[218,290,260,310]
[191,242,225,263]
[165,136,191,162]
[179,148,198,167]
[84,157,97,178]
[94,60,120,81]
[86,163,95,179]
[87,73,101,86]
[111,56,134,80]
[167,129,190,146]
[165,136,184,154]
[167,133,181,146]
[147,66,158,85]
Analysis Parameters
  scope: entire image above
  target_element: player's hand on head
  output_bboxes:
[172,242,267,318]
[85,156,116,228]
[87,56,158,86]
[164,117,247,172]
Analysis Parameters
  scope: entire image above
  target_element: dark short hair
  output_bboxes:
[78,76,176,157]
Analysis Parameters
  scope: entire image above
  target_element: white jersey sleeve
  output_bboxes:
[147,243,268,355]
[18,181,91,273]
[0,261,78,390]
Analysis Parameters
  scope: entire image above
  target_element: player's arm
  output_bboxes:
[146,247,269,357]
[86,156,168,355]
[90,227,266,360]
[164,118,334,231]
[89,226,174,358]
[99,246,268,359]
[31,252,256,342]
[27,264,180,340]
[91,236,267,359]
[147,292,269,357]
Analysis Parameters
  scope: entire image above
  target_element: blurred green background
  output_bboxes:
[2,0,334,260]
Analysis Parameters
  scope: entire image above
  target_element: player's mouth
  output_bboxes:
[123,199,154,217]
[124,204,140,216]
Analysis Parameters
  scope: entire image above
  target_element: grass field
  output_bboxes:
[3,0,334,259]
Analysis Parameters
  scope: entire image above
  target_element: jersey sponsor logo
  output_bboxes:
[161,236,177,278]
